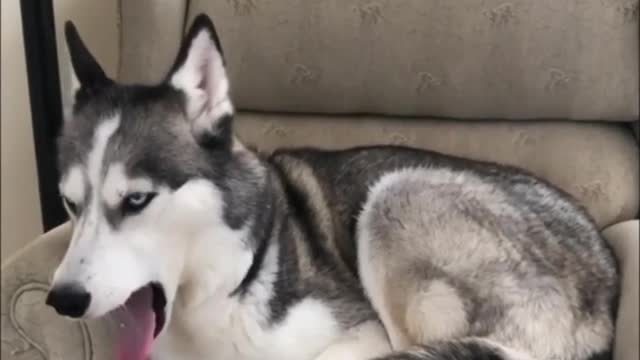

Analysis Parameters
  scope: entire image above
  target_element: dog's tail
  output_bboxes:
[373,337,534,360]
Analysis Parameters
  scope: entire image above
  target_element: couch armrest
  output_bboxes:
[2,221,637,359]
[0,223,115,359]
[603,220,639,360]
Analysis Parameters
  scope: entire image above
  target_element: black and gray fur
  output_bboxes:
[57,14,619,360]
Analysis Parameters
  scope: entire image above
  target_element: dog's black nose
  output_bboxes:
[45,284,91,318]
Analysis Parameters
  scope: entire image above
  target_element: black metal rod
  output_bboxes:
[20,0,68,231]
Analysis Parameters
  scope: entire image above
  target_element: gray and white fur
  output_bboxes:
[47,13,619,360]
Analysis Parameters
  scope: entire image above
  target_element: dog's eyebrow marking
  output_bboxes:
[125,178,153,194]
[59,165,86,204]
[102,163,154,207]
[69,114,120,240]
[102,163,127,207]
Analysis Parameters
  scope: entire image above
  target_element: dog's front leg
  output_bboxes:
[313,320,391,360]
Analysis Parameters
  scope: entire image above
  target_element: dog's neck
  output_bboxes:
[171,145,282,318]
[162,236,281,354]
[230,163,279,297]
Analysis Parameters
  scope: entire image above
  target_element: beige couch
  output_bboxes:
[2,1,638,359]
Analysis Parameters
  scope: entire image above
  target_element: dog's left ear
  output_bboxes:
[166,14,233,148]
[64,21,113,116]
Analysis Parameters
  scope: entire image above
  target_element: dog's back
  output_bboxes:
[272,145,619,360]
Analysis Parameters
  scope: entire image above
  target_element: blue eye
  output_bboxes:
[122,192,157,214]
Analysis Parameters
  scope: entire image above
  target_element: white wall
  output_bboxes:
[1,0,43,263]
[1,0,119,263]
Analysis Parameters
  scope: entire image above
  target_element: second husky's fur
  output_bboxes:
[46,14,619,360]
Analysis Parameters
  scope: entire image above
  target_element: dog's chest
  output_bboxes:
[152,297,343,360]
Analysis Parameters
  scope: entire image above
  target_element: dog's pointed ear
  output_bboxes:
[166,14,233,148]
[64,21,111,97]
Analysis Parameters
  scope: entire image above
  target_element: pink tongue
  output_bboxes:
[113,286,155,360]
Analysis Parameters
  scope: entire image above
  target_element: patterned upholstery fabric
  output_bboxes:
[1,224,115,360]
[179,0,639,120]
[235,113,639,229]
[117,0,187,84]
[115,0,640,224]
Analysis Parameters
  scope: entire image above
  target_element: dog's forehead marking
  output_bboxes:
[87,115,121,189]
[58,114,120,205]
[80,113,121,222]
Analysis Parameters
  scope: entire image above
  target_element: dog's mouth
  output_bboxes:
[112,282,166,360]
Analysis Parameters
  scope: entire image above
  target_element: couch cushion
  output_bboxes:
[603,221,639,360]
[117,0,188,84]
[235,112,639,228]
[1,224,116,360]
[182,0,639,120]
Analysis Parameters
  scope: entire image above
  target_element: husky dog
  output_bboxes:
[46,13,619,360]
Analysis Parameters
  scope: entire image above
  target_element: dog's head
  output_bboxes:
[47,14,263,356]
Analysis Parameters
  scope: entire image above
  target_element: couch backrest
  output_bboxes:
[119,0,639,121]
